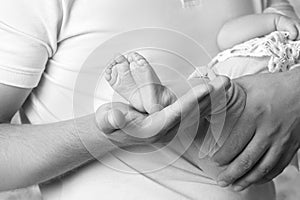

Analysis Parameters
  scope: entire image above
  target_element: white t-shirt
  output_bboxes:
[0,0,284,199]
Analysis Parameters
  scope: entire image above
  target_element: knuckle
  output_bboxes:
[239,156,253,171]
[258,166,272,176]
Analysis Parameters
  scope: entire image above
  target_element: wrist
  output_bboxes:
[72,114,121,159]
[94,107,135,148]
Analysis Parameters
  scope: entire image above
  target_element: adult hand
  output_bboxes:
[95,76,230,146]
[211,69,300,191]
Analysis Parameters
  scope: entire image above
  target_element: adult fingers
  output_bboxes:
[229,140,284,191]
[215,127,270,187]
[142,76,230,139]
[256,141,299,185]
[208,76,231,97]
[129,83,211,140]
[198,81,247,158]
[159,83,213,129]
[115,82,215,140]
[171,75,230,119]
[211,109,256,167]
[295,22,300,40]
[95,104,126,134]
[200,76,231,116]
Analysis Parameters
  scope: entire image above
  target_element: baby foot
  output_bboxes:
[128,52,176,114]
[105,54,144,112]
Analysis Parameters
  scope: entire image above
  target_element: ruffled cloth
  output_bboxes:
[210,31,300,73]
[189,31,300,80]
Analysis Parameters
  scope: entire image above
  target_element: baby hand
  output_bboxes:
[275,14,300,40]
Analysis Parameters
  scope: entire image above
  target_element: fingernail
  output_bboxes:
[218,181,229,187]
[233,185,243,192]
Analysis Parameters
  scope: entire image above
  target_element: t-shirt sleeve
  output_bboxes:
[0,0,62,88]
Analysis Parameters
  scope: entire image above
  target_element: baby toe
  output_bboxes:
[107,58,117,69]
[105,68,112,81]
[115,54,129,64]
[127,53,135,62]
[137,58,148,66]
[133,52,147,61]
[108,67,118,85]
[111,55,130,74]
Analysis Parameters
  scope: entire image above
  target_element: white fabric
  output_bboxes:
[0,0,283,199]
[0,0,59,88]
[211,31,300,73]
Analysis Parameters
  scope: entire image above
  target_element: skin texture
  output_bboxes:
[105,53,175,114]
[211,69,300,191]
[1,0,297,193]
[0,70,230,191]
[99,75,231,143]
[218,14,300,50]
[213,0,300,191]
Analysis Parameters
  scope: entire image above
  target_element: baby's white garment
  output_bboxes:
[190,31,300,80]
[212,31,300,73]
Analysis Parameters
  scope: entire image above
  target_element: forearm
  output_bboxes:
[0,114,116,191]
[217,14,278,50]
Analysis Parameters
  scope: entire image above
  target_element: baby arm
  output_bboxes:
[217,13,300,50]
